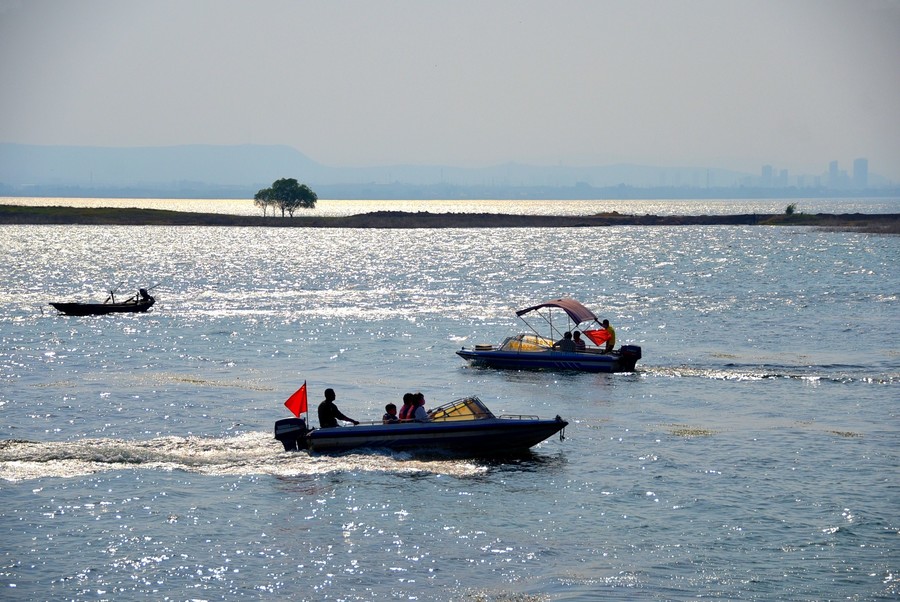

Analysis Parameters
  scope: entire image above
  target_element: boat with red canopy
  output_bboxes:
[456,298,641,373]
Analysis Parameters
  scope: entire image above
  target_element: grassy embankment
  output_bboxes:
[1,204,898,233]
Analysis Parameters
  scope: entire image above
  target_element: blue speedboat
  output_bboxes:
[456,298,641,373]
[275,396,567,455]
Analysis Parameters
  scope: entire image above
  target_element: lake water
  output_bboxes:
[0,198,898,600]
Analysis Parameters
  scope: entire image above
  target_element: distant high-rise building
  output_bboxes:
[853,158,868,189]
[829,160,840,188]
[761,164,773,186]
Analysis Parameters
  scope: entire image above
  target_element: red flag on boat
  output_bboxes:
[583,329,611,346]
[284,381,308,417]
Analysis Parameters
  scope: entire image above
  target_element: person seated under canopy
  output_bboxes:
[552,331,576,352]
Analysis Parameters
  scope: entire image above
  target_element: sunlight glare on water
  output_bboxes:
[0,203,898,600]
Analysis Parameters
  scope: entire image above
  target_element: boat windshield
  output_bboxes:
[500,333,554,352]
[428,396,495,422]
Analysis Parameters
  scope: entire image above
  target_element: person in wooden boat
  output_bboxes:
[600,319,616,352]
[552,331,576,352]
[573,331,587,351]
[382,403,400,424]
[317,388,359,428]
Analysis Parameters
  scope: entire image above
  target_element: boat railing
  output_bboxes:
[498,414,540,420]
[352,412,494,426]
[347,419,428,426]
[347,396,500,425]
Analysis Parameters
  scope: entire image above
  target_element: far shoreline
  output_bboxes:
[1,204,899,233]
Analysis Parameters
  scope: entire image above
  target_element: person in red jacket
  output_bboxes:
[398,392,415,421]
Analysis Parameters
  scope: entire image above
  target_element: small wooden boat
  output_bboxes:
[50,288,155,316]
[456,298,642,373]
[274,396,567,456]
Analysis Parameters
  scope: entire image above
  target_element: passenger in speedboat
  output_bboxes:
[573,331,587,351]
[317,388,360,428]
[553,331,576,352]
[398,392,415,421]
[412,392,430,422]
[600,319,616,352]
[383,403,400,424]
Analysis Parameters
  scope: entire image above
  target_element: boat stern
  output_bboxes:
[617,345,642,371]
[274,417,310,451]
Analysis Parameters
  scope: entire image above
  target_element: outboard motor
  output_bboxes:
[618,345,642,371]
[274,418,309,451]
[620,345,642,359]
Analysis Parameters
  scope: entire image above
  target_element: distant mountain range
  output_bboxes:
[0,143,893,199]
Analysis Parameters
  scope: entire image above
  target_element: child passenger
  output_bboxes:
[383,403,400,424]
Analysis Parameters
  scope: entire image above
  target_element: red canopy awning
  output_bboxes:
[516,298,598,325]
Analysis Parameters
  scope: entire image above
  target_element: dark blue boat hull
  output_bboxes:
[305,417,568,455]
[457,345,641,373]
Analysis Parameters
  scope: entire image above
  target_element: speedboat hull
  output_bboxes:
[457,344,641,373]
[306,417,567,454]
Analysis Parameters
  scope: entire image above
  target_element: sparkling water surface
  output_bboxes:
[0,199,897,600]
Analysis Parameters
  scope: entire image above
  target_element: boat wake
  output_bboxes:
[0,432,488,482]
[643,364,898,385]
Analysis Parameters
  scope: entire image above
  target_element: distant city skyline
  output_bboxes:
[1,1,898,182]
[1,143,894,200]
[755,157,873,189]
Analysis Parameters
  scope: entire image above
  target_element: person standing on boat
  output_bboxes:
[601,319,616,352]
[317,388,359,428]
[573,331,587,351]
[553,331,576,352]
[412,392,430,422]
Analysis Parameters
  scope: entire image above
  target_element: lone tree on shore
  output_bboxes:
[254,178,317,217]
[253,187,275,216]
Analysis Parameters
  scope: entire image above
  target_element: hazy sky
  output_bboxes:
[2,0,898,178]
